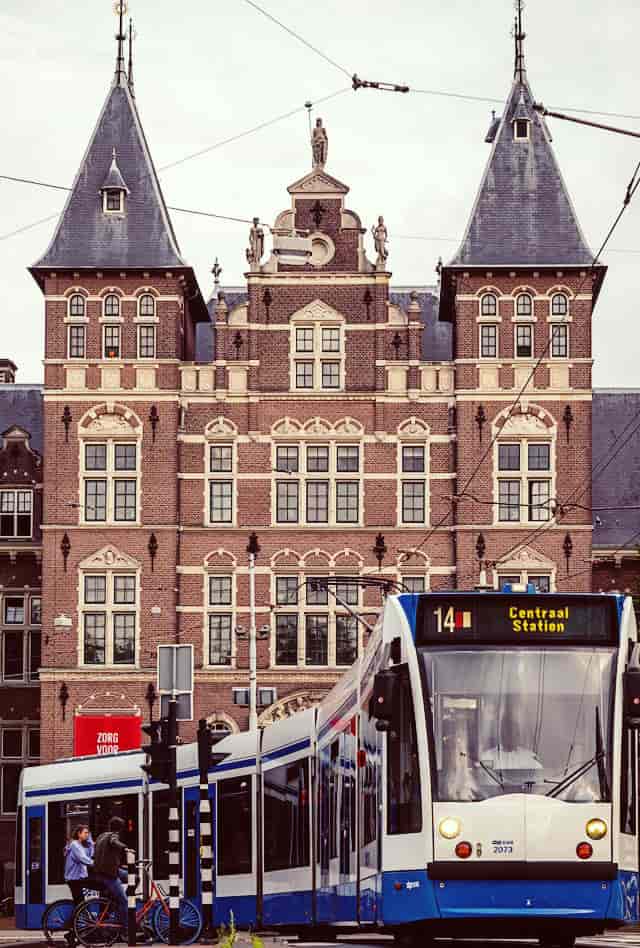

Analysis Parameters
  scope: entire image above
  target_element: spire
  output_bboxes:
[127,18,135,98]
[114,1,127,85]
[513,0,526,84]
[100,147,129,193]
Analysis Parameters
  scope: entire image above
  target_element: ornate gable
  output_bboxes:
[292,299,344,322]
[287,170,349,196]
[79,545,141,570]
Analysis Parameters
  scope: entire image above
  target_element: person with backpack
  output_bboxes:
[92,817,130,931]
[64,824,95,906]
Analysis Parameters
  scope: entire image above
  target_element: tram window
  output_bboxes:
[28,816,43,905]
[48,794,138,884]
[264,759,310,871]
[362,714,378,847]
[387,668,422,835]
[218,776,252,875]
[329,740,339,860]
[152,790,182,880]
[621,728,637,835]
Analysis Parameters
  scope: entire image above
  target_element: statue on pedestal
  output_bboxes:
[372,215,389,267]
[246,217,264,268]
[311,117,328,168]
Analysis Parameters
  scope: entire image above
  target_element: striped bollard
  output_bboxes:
[169,804,181,943]
[200,779,213,934]
[127,849,136,948]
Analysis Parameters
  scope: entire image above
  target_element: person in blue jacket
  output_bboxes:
[64,824,95,907]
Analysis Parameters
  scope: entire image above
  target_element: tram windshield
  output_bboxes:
[421,648,616,802]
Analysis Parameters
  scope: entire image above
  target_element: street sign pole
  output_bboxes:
[168,685,180,946]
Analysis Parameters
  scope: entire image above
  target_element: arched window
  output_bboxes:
[551,293,568,317]
[480,293,497,317]
[139,294,155,317]
[104,294,120,318]
[516,293,533,317]
[69,294,85,318]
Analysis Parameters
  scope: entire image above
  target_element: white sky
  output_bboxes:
[1,0,639,385]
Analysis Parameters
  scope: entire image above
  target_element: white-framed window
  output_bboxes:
[515,322,533,358]
[68,294,86,318]
[139,294,156,318]
[514,118,530,141]
[273,575,360,668]
[103,324,121,359]
[550,322,569,358]
[291,320,345,391]
[0,490,33,538]
[496,440,552,523]
[516,293,533,318]
[68,324,86,359]
[480,323,498,358]
[0,722,39,815]
[273,443,360,526]
[104,294,120,318]
[1,593,41,684]
[81,441,139,524]
[480,293,497,317]
[398,443,428,525]
[207,574,234,667]
[81,569,137,666]
[138,325,156,359]
[551,293,569,317]
[496,572,551,593]
[103,189,124,213]
[208,442,235,524]
[403,576,426,593]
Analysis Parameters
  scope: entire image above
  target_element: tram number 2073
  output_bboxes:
[492,841,514,854]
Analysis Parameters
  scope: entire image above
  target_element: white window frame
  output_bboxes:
[80,439,141,525]
[206,440,236,526]
[137,324,156,359]
[513,118,530,141]
[550,321,569,359]
[68,323,87,360]
[79,568,139,668]
[514,321,533,359]
[290,318,345,392]
[102,189,125,214]
[479,322,499,359]
[103,294,121,319]
[103,324,122,360]
[479,293,498,317]
[397,440,430,526]
[494,570,554,593]
[0,489,33,539]
[271,572,362,668]
[494,436,555,525]
[68,293,87,319]
[271,442,362,527]
[204,571,236,668]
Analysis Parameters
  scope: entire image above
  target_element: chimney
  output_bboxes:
[0,360,17,384]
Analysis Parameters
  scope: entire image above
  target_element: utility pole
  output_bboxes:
[167,668,180,946]
[197,719,214,937]
[247,532,260,731]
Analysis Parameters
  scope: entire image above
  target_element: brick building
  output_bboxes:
[31,25,603,761]
[0,366,42,892]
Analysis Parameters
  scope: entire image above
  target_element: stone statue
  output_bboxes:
[372,215,388,266]
[246,217,264,268]
[311,117,328,168]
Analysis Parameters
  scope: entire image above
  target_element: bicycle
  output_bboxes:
[41,899,75,945]
[73,860,202,947]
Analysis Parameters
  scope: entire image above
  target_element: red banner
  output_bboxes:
[74,714,142,757]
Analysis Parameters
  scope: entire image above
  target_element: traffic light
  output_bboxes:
[141,717,171,782]
[197,718,230,779]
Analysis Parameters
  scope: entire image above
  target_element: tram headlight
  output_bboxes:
[438,817,462,839]
[586,818,607,840]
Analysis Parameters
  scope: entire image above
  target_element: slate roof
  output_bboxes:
[203,288,452,362]
[449,76,593,267]
[0,386,43,456]
[31,77,186,273]
[592,390,640,550]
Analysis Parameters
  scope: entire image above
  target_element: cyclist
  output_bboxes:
[64,824,95,906]
[92,817,130,933]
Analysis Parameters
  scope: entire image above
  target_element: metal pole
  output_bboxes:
[197,719,214,936]
[126,848,136,947]
[167,693,180,945]
[248,550,257,730]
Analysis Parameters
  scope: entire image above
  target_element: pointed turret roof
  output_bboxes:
[100,148,129,193]
[449,75,593,268]
[32,73,186,274]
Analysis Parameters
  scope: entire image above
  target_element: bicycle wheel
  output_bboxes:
[42,900,75,946]
[152,898,203,945]
[73,897,120,948]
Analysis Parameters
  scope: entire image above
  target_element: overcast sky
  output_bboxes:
[2,0,639,385]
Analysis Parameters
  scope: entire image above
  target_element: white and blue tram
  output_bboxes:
[15,590,640,944]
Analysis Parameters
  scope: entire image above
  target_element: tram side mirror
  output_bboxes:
[371,669,397,725]
[623,649,640,728]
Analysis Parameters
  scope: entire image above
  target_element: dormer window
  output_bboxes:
[104,294,120,318]
[104,190,124,213]
[514,119,530,141]
[99,148,129,216]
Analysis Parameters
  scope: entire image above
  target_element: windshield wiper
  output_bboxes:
[546,708,609,800]
[460,751,504,789]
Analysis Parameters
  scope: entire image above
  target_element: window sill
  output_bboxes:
[79,664,138,670]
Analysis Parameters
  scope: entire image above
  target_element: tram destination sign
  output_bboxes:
[415,594,618,645]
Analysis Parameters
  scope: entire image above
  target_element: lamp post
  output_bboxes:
[246,532,261,731]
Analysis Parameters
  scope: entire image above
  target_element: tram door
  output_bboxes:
[183,788,200,903]
[25,806,44,927]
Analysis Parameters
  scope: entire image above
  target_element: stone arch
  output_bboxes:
[512,284,537,298]
[271,548,303,569]
[78,402,142,436]
[132,286,160,299]
[397,416,430,438]
[303,417,333,436]
[397,550,430,569]
[63,286,89,299]
[301,549,332,570]
[332,549,364,569]
[475,284,503,298]
[205,416,238,437]
[97,286,125,298]
[547,284,574,299]
[204,549,237,569]
[206,711,239,735]
[258,691,323,726]
[333,417,364,436]
[271,417,303,437]
[492,403,556,437]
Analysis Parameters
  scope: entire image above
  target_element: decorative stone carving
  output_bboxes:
[334,417,364,435]
[79,545,140,570]
[293,298,343,321]
[500,412,550,435]
[205,417,237,437]
[398,417,429,436]
[311,117,328,168]
[272,417,303,435]
[83,413,133,435]
[499,545,555,568]
[258,691,322,726]
[304,417,332,434]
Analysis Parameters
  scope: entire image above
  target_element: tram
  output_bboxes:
[15,590,640,945]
